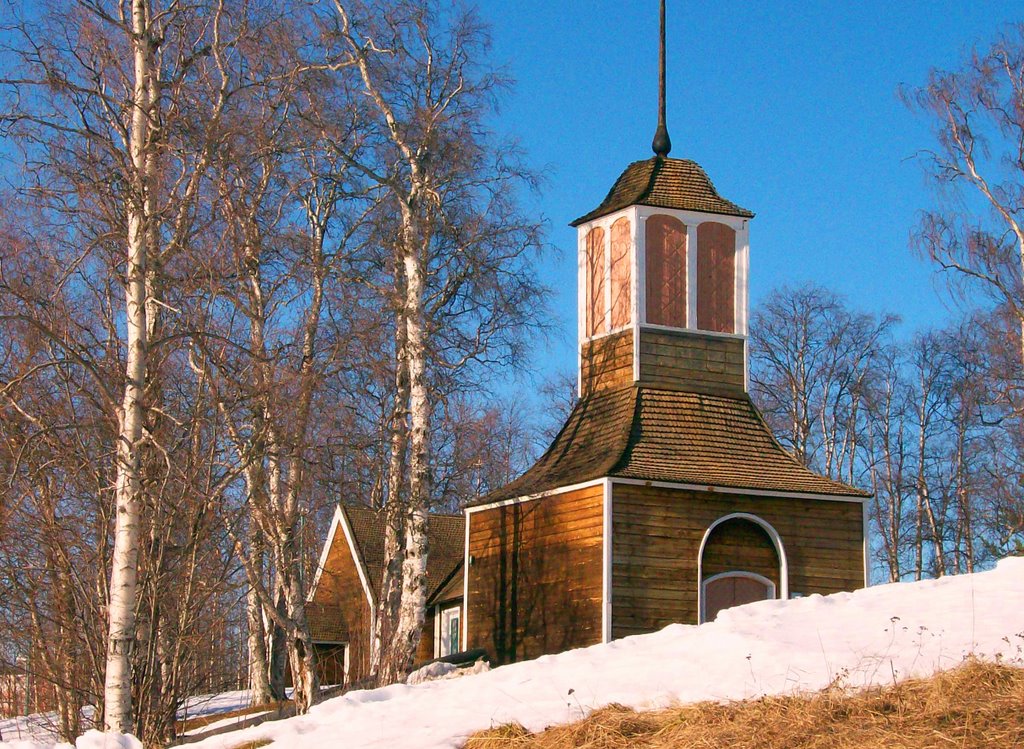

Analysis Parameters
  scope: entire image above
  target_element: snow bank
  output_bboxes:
[5,558,1023,749]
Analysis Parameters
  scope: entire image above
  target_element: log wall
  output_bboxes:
[637,327,745,396]
[611,482,863,638]
[580,329,633,395]
[466,484,605,665]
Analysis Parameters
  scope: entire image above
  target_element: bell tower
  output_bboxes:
[572,0,753,398]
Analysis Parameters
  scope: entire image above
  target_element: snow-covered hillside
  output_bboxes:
[6,558,1024,749]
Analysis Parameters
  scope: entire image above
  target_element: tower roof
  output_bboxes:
[472,385,867,504]
[570,156,755,226]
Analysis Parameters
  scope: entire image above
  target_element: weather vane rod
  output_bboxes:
[651,0,672,158]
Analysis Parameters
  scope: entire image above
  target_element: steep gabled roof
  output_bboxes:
[571,156,754,226]
[475,386,867,504]
[343,505,465,604]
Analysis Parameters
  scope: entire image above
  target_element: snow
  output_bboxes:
[406,660,490,686]
[4,557,1023,749]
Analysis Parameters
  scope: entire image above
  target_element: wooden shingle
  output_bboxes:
[571,156,755,226]
[477,386,868,503]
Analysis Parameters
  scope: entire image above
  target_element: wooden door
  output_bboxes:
[703,573,774,623]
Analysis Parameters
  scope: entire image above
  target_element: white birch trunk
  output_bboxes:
[246,536,273,706]
[104,0,152,732]
[379,238,431,685]
[372,316,408,677]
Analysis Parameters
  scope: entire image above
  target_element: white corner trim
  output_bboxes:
[462,508,471,650]
[307,505,343,602]
[632,324,641,383]
[465,478,608,515]
[601,478,612,643]
[862,499,870,588]
[609,477,868,503]
[696,512,789,624]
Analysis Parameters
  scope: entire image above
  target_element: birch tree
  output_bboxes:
[1,0,287,734]
[322,0,548,684]
[907,23,1024,391]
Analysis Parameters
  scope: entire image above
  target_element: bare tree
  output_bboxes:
[907,23,1024,382]
[750,283,897,482]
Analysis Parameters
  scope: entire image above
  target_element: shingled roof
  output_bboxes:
[343,505,464,605]
[571,156,755,226]
[306,602,349,643]
[476,386,868,503]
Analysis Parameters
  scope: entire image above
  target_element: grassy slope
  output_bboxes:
[465,659,1024,749]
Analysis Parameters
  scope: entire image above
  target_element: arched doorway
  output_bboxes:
[698,513,787,623]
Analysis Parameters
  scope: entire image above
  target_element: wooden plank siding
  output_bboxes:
[309,526,373,684]
[466,485,605,665]
[610,482,863,638]
[637,327,745,396]
[580,329,634,395]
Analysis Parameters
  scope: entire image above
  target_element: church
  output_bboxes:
[307,1,869,683]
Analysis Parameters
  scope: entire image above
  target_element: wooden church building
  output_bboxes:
[308,1,869,683]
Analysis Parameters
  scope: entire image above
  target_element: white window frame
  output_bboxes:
[436,605,461,658]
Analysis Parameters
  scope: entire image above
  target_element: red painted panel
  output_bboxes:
[645,215,686,327]
[697,222,736,333]
[610,218,631,329]
[586,227,606,337]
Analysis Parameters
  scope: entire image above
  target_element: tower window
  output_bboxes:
[697,221,736,333]
[585,226,607,337]
[645,215,687,327]
[610,218,631,329]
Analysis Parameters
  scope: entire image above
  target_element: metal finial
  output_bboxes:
[651,0,672,158]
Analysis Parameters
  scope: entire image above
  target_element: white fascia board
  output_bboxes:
[462,508,470,649]
[337,506,376,611]
[634,204,749,233]
[609,477,869,504]
[465,478,608,515]
[306,505,344,602]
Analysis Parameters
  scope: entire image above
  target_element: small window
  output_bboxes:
[696,221,736,333]
[585,227,606,337]
[439,606,461,657]
[645,215,687,327]
[609,218,631,329]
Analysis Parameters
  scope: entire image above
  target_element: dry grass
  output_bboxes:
[465,659,1024,749]
[226,740,273,749]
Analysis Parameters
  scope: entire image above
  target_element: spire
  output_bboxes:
[651,0,672,158]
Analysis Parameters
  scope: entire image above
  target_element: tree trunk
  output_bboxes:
[373,313,409,679]
[246,534,273,706]
[378,236,432,685]
[104,0,152,732]
[268,577,288,700]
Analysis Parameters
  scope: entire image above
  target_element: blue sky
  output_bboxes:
[471,1,1022,387]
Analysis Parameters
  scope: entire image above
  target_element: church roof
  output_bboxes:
[344,505,465,605]
[474,386,868,504]
[570,156,755,226]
